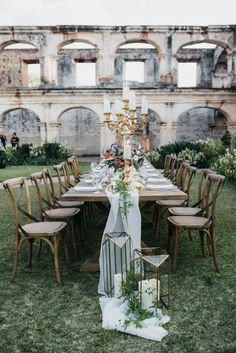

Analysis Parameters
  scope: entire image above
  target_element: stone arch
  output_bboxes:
[176,107,228,141]
[0,40,39,51]
[176,40,231,54]
[136,108,161,149]
[114,39,160,55]
[57,39,97,51]
[58,107,100,156]
[1,108,41,144]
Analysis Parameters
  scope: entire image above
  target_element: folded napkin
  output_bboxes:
[84,179,93,184]
[147,173,160,177]
[74,186,96,192]
[148,178,167,183]
[147,184,173,190]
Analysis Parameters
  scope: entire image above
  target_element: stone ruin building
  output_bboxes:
[0,25,236,155]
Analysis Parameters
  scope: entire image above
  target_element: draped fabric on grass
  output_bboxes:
[98,190,141,295]
[100,297,170,342]
[98,190,170,341]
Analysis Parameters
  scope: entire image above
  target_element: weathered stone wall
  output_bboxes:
[0,25,235,153]
[57,49,97,86]
[58,108,100,155]
[2,109,41,144]
[176,108,227,141]
[114,49,159,86]
[0,49,39,88]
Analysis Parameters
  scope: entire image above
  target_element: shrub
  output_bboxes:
[145,150,160,168]
[0,151,7,168]
[4,142,72,166]
[177,148,207,168]
[212,149,236,181]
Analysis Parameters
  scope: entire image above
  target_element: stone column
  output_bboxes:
[96,51,115,84]
[230,49,236,88]
[159,122,168,145]
[171,122,178,141]
[227,121,236,134]
[38,122,47,144]
[40,53,57,86]
[48,123,61,143]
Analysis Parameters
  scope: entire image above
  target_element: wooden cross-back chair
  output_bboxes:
[3,177,68,283]
[168,169,214,217]
[30,171,80,257]
[154,162,195,242]
[67,156,80,185]
[162,154,171,178]
[168,173,225,272]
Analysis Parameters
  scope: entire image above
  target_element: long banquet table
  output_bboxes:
[61,182,188,202]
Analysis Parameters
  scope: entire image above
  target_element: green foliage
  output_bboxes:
[113,173,133,215]
[145,150,160,168]
[4,142,72,166]
[121,271,157,329]
[0,151,7,168]
[213,149,236,181]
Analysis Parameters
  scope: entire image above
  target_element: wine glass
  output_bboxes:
[92,174,102,192]
[140,167,148,186]
[91,161,98,172]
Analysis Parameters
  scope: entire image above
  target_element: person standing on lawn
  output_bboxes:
[10,132,20,148]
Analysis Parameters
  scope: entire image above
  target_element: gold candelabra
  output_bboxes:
[103,85,148,137]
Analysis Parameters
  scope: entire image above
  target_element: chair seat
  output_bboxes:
[168,207,202,216]
[156,199,186,207]
[168,215,211,229]
[21,221,67,236]
[57,200,84,208]
[45,208,80,220]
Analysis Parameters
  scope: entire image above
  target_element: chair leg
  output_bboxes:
[28,239,34,267]
[155,205,162,243]
[167,221,173,253]
[172,226,181,272]
[37,239,43,257]
[12,238,20,282]
[70,220,79,257]
[199,230,206,257]
[62,234,70,268]
[53,236,61,284]
[210,229,220,273]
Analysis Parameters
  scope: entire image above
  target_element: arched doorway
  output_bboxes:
[2,108,41,144]
[58,107,100,156]
[176,107,227,141]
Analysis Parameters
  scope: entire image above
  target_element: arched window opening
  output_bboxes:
[0,42,40,88]
[176,42,228,89]
[115,41,159,86]
[57,41,97,87]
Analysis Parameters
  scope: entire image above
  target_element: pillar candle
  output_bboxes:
[123,84,130,100]
[139,278,158,310]
[103,95,111,113]
[114,273,122,298]
[115,99,122,114]
[123,144,132,159]
[129,91,136,110]
[141,96,148,114]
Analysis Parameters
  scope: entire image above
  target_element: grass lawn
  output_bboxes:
[0,169,235,353]
[0,163,91,181]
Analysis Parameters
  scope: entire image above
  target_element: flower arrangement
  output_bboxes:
[104,141,144,171]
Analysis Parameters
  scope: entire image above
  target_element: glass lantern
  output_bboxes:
[132,247,170,309]
[101,232,132,297]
